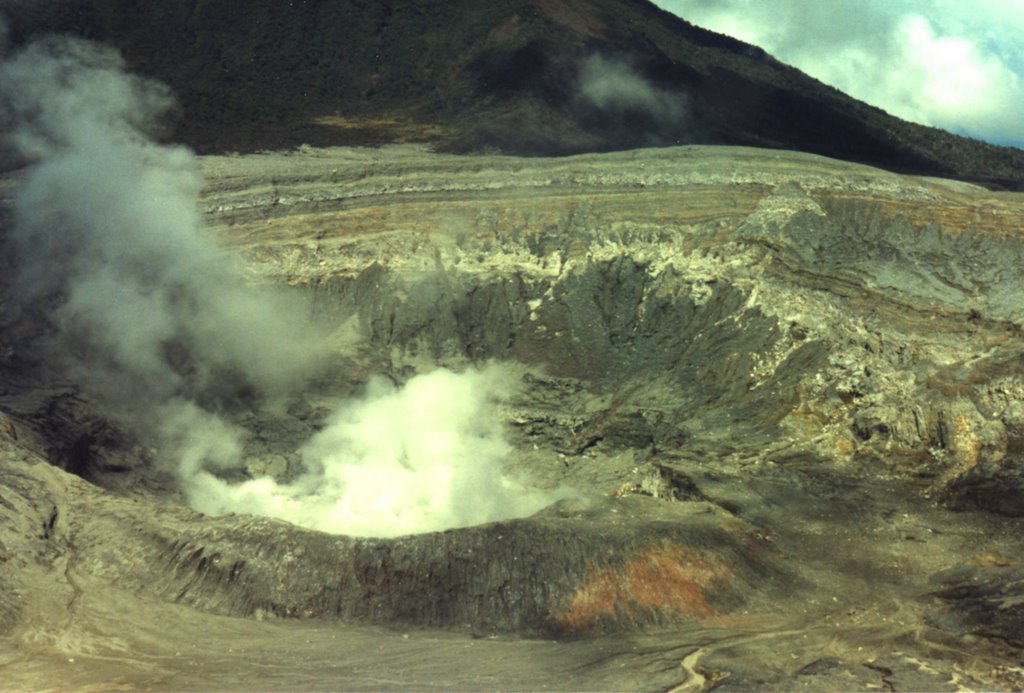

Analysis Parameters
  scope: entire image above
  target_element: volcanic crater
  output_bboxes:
[4,144,1024,690]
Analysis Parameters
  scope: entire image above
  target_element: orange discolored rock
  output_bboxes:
[555,541,737,632]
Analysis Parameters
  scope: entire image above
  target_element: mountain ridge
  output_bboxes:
[3,0,1023,190]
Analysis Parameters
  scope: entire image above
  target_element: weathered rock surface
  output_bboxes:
[4,144,1024,689]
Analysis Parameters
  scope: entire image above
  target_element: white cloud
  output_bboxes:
[653,0,1024,146]
[898,14,1022,134]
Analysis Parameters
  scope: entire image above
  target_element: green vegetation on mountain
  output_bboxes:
[7,0,1024,189]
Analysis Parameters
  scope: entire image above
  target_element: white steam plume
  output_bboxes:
[188,366,557,537]
[0,33,559,537]
[578,54,687,125]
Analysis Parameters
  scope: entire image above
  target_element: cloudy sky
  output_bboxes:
[652,0,1024,149]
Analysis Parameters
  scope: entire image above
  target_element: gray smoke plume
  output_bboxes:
[0,33,559,537]
[0,36,326,426]
[0,34,327,493]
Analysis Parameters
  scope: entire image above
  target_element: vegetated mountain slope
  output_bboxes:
[5,0,1024,189]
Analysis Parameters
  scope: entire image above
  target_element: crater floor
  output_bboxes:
[4,145,1024,690]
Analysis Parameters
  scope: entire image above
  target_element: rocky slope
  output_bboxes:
[4,145,1024,689]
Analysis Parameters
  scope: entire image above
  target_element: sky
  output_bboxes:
[652,0,1024,149]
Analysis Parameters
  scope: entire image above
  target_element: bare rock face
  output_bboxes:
[201,145,1024,496]
[4,145,1024,690]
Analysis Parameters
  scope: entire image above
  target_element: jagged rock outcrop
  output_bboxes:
[198,145,1024,486]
